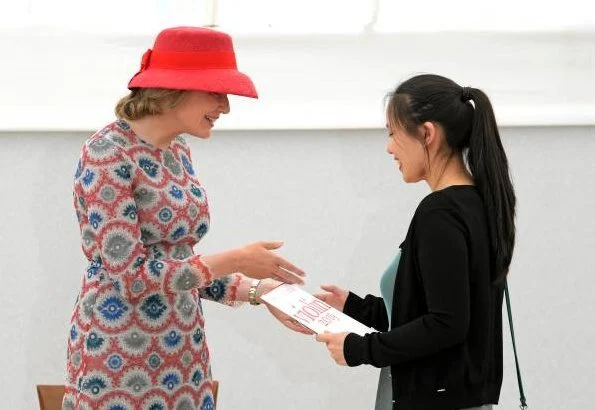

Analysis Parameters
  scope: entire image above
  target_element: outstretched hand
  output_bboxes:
[239,241,306,285]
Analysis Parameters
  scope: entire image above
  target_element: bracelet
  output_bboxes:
[248,279,262,305]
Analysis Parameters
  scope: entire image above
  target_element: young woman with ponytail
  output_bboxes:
[314,74,516,410]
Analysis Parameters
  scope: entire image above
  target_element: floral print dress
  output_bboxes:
[62,120,242,410]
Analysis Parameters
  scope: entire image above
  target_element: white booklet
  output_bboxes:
[261,284,374,336]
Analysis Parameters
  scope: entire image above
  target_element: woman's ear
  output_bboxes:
[420,121,434,146]
[421,121,444,149]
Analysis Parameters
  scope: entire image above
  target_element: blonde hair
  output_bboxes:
[115,88,189,120]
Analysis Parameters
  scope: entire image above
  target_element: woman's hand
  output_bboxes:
[201,241,305,285]
[265,304,315,335]
[313,284,349,312]
[316,332,349,366]
[238,241,306,285]
[256,279,314,335]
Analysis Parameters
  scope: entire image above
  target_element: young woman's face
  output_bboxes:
[175,91,230,138]
[386,118,427,183]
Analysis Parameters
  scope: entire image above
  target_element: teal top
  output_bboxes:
[379,250,401,327]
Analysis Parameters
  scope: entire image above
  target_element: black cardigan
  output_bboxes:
[343,186,504,410]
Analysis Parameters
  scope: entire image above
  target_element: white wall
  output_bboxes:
[0,125,594,409]
[2,30,595,131]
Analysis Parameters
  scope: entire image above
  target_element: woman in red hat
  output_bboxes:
[62,27,308,410]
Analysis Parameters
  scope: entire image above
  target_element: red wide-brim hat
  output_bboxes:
[128,26,258,99]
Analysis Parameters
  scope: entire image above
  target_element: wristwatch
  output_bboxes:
[248,279,262,305]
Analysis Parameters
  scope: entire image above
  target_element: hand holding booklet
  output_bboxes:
[260,284,374,336]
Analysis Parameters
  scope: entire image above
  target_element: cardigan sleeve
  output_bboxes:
[343,292,389,332]
[344,209,470,367]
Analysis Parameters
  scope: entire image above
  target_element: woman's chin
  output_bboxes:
[189,129,212,139]
[398,169,409,182]
[400,171,419,184]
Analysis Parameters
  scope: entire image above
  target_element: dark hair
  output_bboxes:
[387,74,516,283]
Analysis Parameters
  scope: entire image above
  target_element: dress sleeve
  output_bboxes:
[198,274,244,306]
[74,138,214,301]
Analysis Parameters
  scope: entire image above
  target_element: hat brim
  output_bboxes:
[128,68,258,99]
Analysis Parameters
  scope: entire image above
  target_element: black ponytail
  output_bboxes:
[465,87,516,283]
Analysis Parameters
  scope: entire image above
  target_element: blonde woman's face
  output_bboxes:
[175,91,230,138]
[386,119,427,183]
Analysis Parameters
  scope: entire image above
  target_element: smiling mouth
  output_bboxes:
[205,115,218,126]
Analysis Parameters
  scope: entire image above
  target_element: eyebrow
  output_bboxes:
[385,123,389,129]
